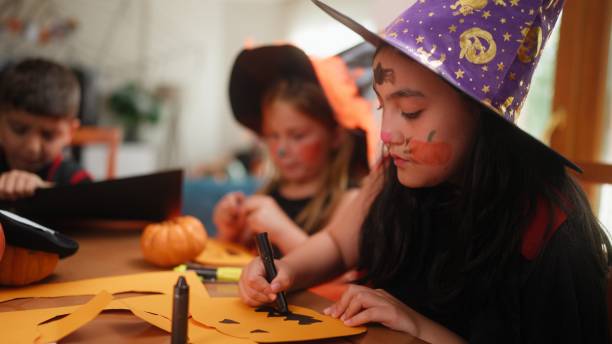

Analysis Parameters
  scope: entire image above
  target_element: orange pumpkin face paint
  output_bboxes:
[407,130,452,165]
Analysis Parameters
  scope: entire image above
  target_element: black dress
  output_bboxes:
[268,188,311,223]
[381,202,610,343]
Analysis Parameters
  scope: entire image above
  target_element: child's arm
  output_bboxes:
[241,188,361,255]
[241,194,308,254]
[239,160,385,303]
[0,170,52,200]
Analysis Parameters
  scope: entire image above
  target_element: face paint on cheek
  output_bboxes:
[407,130,452,165]
[296,141,326,165]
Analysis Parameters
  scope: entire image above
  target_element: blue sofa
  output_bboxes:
[181,177,261,237]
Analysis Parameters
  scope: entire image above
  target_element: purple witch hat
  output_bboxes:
[312,0,579,171]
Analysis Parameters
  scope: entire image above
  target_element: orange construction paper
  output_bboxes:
[189,318,255,344]
[0,292,111,344]
[194,239,254,267]
[0,306,70,344]
[110,295,254,343]
[36,290,113,344]
[0,271,205,303]
[190,296,366,343]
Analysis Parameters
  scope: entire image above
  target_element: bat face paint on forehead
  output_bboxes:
[374,62,395,85]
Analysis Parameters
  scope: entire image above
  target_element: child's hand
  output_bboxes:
[213,192,247,242]
[0,170,51,200]
[238,256,294,307]
[242,195,294,240]
[323,284,419,334]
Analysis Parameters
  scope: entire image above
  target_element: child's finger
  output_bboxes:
[239,276,273,305]
[328,284,359,318]
[269,263,292,293]
[13,173,28,196]
[238,257,276,304]
[3,173,18,198]
[340,295,366,322]
[344,308,378,327]
[0,175,7,199]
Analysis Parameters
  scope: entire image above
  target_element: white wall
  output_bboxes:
[0,0,416,173]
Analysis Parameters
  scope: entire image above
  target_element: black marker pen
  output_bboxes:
[255,232,289,314]
[171,276,189,344]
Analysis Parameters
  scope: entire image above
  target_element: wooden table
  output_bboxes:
[0,228,424,344]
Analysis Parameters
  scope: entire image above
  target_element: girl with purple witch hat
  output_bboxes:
[239,1,610,343]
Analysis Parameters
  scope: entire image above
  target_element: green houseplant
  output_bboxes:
[108,83,162,142]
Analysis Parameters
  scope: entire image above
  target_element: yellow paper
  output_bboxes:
[194,239,254,267]
[0,271,205,303]
[36,290,113,344]
[190,296,366,342]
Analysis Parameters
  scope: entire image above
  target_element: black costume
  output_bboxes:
[0,151,91,185]
[382,197,609,343]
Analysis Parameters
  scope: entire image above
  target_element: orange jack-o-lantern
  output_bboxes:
[140,215,208,267]
[0,245,59,286]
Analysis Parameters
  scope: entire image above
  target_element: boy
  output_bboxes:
[0,58,91,200]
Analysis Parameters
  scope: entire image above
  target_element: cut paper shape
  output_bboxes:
[107,295,255,344]
[36,290,112,344]
[220,318,240,324]
[190,297,366,343]
[255,306,322,325]
[194,239,254,267]
[0,292,111,344]
[189,318,256,344]
[0,306,76,344]
[0,271,205,303]
[0,271,361,343]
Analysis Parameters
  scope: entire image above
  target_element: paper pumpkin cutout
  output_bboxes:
[0,291,111,344]
[190,297,366,342]
[0,271,204,303]
[194,239,254,267]
[111,294,255,343]
[36,291,112,344]
[0,270,364,343]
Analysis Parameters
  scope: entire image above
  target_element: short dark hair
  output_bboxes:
[0,58,80,118]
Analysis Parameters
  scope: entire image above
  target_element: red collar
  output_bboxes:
[521,196,568,260]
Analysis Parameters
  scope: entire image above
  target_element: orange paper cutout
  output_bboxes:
[0,271,205,303]
[110,295,255,343]
[0,292,111,344]
[194,239,254,267]
[190,297,366,342]
[36,290,113,344]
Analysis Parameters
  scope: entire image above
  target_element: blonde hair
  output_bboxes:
[259,79,361,234]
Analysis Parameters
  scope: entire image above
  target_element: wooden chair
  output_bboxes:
[71,126,122,179]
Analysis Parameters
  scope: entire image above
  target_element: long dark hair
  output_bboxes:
[358,106,611,305]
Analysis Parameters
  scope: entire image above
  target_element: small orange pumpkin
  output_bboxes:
[0,245,59,286]
[140,215,208,267]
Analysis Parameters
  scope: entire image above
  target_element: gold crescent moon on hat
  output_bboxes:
[450,0,488,16]
[517,26,543,63]
[459,28,497,64]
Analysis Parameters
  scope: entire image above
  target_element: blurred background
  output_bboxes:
[0,0,610,232]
